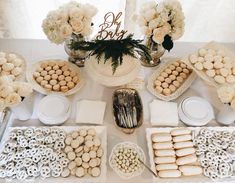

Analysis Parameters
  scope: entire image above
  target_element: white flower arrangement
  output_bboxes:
[217,85,235,110]
[42,1,97,44]
[137,0,184,50]
[0,76,33,110]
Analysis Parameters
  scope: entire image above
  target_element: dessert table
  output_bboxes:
[0,39,235,183]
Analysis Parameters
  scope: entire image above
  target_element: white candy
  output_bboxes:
[197,57,204,63]
[204,54,214,62]
[206,70,216,78]
[198,48,207,57]
[189,54,198,64]
[203,61,213,70]
[214,75,225,84]
[194,62,203,70]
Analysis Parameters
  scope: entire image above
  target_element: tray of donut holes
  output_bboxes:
[26,59,85,96]
[184,41,235,87]
[147,58,196,101]
[146,128,205,183]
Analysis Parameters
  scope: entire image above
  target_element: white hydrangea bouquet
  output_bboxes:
[137,0,185,51]
[42,1,97,44]
[217,86,235,109]
[0,76,33,110]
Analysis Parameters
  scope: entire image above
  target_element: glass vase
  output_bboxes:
[141,37,165,67]
[64,33,89,67]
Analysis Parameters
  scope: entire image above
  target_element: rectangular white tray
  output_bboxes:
[146,127,235,183]
[183,41,235,88]
[0,126,107,183]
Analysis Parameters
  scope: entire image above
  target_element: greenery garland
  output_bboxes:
[70,34,151,74]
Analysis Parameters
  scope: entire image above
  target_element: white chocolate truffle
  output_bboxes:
[189,54,198,64]
[214,55,222,63]
[204,54,213,62]
[160,72,168,78]
[214,75,225,84]
[45,66,52,71]
[169,65,176,70]
[214,61,224,69]
[203,61,213,70]
[206,69,215,77]
[53,84,60,91]
[44,75,51,81]
[2,63,14,71]
[176,67,183,72]
[197,57,204,63]
[165,78,172,84]
[36,76,43,83]
[48,70,55,75]
[163,88,171,95]
[169,75,176,80]
[220,68,229,77]
[173,80,180,87]
[165,68,172,74]
[56,69,63,75]
[40,80,48,86]
[162,82,169,89]
[172,70,179,76]
[169,85,176,92]
[198,48,207,57]
[11,67,22,76]
[40,70,47,76]
[157,76,165,82]
[156,86,163,93]
[194,62,203,70]
[154,80,161,86]
[226,75,235,83]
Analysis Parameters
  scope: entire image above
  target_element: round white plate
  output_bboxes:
[38,94,70,125]
[26,59,85,96]
[179,96,214,126]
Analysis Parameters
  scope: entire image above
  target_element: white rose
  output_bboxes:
[143,8,156,22]
[70,18,84,34]
[5,93,21,107]
[14,83,33,97]
[60,23,73,38]
[152,28,165,44]
[0,85,14,98]
[148,18,161,29]
[217,86,234,103]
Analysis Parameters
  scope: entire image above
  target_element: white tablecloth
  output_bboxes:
[0,39,235,183]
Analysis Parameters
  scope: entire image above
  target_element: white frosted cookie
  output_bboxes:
[68,151,76,160]
[76,167,85,177]
[82,153,90,162]
[61,168,70,177]
[214,75,225,84]
[206,69,215,78]
[68,161,77,170]
[91,167,101,177]
[194,62,203,70]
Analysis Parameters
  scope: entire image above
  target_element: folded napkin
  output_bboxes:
[150,99,178,126]
[76,100,106,124]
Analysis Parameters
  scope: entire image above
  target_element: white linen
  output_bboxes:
[76,99,106,125]
[150,99,178,127]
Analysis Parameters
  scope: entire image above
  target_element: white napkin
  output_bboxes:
[150,99,178,127]
[76,100,106,124]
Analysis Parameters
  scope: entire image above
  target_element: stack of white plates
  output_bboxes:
[38,94,71,125]
[178,96,214,126]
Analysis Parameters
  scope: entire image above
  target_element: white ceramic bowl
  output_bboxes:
[38,94,71,125]
[109,141,145,179]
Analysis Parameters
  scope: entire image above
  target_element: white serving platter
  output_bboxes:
[146,127,235,183]
[183,41,235,88]
[147,58,197,101]
[26,59,85,96]
[0,126,107,183]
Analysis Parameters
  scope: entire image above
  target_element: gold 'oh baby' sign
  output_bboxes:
[96,12,128,40]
